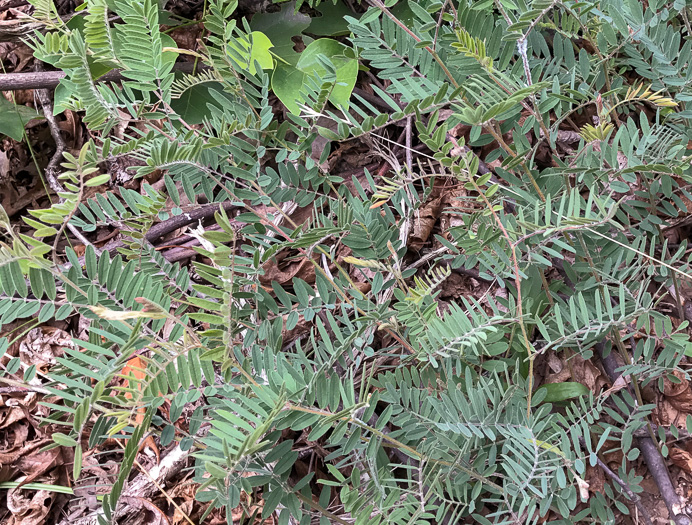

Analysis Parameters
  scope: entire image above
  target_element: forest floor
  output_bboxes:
[2,0,692,524]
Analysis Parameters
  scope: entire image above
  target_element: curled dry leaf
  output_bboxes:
[19,327,75,382]
[409,195,444,252]
[6,473,58,525]
[0,435,46,468]
[544,353,608,395]
[353,281,371,295]
[259,253,317,287]
[120,496,171,525]
[575,475,590,502]
[0,388,49,430]
[654,370,692,427]
[546,352,563,374]
[167,482,198,525]
[14,446,63,485]
[600,373,630,400]
[0,434,65,501]
[671,448,692,475]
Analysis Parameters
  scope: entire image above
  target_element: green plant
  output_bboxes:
[3,0,692,523]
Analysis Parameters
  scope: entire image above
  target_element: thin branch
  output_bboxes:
[405,115,413,173]
[35,79,98,254]
[1,0,28,7]
[516,37,532,86]
[144,201,237,243]
[0,62,206,91]
[596,343,692,525]
[579,437,653,525]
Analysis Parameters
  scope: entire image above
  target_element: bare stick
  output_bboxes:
[0,0,28,9]
[35,81,98,253]
[405,115,413,173]
[579,437,653,525]
[0,62,206,91]
[516,37,533,86]
[57,430,207,525]
[596,343,692,525]
[144,201,237,243]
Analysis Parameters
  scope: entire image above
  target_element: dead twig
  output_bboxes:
[596,342,692,525]
[60,202,236,271]
[34,69,97,255]
[578,437,653,525]
[144,201,237,244]
[1,0,29,8]
[57,426,209,525]
[0,62,207,91]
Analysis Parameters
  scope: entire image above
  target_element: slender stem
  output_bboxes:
[465,167,535,417]
[367,0,459,89]
[287,402,506,494]
[578,438,653,525]
[574,231,657,446]
[484,122,546,202]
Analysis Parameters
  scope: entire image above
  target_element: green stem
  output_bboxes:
[368,0,459,89]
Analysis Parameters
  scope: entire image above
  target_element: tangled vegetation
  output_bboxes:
[2,0,692,523]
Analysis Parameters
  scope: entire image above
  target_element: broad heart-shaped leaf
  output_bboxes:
[249,2,310,65]
[272,38,357,115]
[309,1,358,36]
[226,31,274,74]
[0,96,41,141]
[271,65,304,114]
[169,81,236,125]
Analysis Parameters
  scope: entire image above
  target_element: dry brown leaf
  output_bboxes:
[259,253,316,287]
[544,353,608,394]
[654,370,692,427]
[448,121,470,141]
[438,271,479,301]
[282,313,312,345]
[6,473,58,525]
[120,496,171,525]
[15,446,63,485]
[19,327,74,380]
[409,195,444,251]
[168,23,202,51]
[600,373,630,400]
[584,462,605,496]
[0,397,32,430]
[671,448,692,474]
[0,438,49,467]
[546,352,563,374]
[168,482,198,525]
